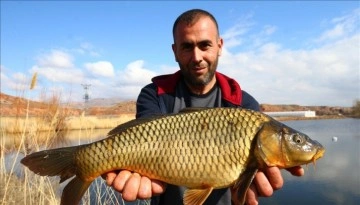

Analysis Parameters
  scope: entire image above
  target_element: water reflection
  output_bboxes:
[260,118,360,205]
[3,119,360,204]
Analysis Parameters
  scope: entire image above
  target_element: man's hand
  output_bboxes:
[231,166,304,205]
[103,170,167,201]
[244,166,304,205]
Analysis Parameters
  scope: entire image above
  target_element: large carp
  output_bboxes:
[21,107,325,205]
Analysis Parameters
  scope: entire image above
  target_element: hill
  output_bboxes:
[0,92,352,117]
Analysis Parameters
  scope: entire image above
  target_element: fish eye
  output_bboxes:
[292,134,304,144]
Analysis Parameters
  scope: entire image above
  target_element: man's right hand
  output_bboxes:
[103,170,167,201]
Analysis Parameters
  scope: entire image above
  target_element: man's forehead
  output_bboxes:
[176,16,216,30]
[174,17,218,41]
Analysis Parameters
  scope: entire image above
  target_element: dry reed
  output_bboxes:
[0,75,144,205]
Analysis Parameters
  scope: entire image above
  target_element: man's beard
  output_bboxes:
[180,59,218,87]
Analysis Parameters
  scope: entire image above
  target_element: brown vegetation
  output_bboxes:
[2,92,354,118]
[0,93,136,117]
[350,100,360,118]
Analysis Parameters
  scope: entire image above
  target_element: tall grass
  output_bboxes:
[0,74,147,205]
[1,73,60,205]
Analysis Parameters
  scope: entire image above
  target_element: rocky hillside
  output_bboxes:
[0,92,352,117]
[0,93,135,117]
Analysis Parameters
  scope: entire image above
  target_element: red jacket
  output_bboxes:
[136,71,259,118]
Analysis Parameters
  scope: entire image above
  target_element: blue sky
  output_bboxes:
[1,1,359,107]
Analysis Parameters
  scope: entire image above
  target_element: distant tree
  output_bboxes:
[351,100,360,118]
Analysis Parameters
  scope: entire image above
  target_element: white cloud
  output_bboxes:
[31,65,84,84]
[217,8,360,106]
[30,50,85,84]
[36,50,74,68]
[219,34,359,106]
[221,14,254,48]
[0,66,35,92]
[0,71,24,91]
[85,61,114,78]
[2,9,358,106]
[117,60,157,86]
[317,8,359,42]
[74,42,101,57]
[262,25,277,36]
[76,60,158,100]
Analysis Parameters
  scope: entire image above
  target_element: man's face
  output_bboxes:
[172,16,223,88]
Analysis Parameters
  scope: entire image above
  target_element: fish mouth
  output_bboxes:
[311,148,325,166]
[314,148,325,160]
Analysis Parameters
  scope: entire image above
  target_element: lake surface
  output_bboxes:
[4,118,360,204]
[259,118,360,205]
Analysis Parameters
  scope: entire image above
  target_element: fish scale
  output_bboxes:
[74,108,265,188]
[21,107,325,205]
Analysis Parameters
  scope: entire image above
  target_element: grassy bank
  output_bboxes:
[1,114,135,133]
[0,74,138,204]
[0,114,139,205]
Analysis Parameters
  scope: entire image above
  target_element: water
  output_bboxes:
[259,118,360,205]
[3,118,360,204]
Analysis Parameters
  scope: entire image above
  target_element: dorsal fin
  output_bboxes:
[107,115,163,137]
[108,108,211,137]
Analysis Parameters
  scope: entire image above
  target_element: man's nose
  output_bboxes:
[191,47,203,63]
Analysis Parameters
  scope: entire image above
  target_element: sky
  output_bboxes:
[1,1,359,107]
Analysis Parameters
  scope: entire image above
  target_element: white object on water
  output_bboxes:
[332,136,338,142]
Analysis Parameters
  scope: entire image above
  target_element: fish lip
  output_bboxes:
[313,148,325,160]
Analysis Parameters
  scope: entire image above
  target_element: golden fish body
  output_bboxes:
[21,108,325,205]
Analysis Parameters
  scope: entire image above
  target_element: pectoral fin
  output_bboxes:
[232,168,258,205]
[61,177,92,205]
[183,187,213,205]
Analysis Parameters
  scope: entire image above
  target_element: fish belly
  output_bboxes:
[75,108,267,188]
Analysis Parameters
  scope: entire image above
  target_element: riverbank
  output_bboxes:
[1,113,350,135]
[1,92,355,133]
[273,114,348,121]
[0,114,135,133]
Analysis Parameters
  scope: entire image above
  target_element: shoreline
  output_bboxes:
[273,114,349,121]
[0,113,352,134]
[0,114,135,134]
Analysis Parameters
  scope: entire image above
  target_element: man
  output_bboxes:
[104,9,303,205]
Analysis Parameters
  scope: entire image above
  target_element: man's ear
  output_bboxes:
[218,37,223,56]
[172,43,178,62]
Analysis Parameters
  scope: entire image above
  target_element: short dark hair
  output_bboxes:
[172,9,219,39]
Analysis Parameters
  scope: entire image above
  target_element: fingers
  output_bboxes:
[245,184,259,205]
[264,167,283,191]
[245,167,284,205]
[247,166,304,204]
[138,176,152,199]
[151,179,167,195]
[104,170,166,201]
[286,166,304,177]
[106,170,139,201]
[112,170,133,193]
[122,173,141,201]
[103,170,119,186]
[253,170,273,197]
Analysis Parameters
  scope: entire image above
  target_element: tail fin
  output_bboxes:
[21,146,78,182]
[21,146,93,205]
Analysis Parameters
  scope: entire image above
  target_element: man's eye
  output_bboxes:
[199,43,211,50]
[181,44,193,50]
